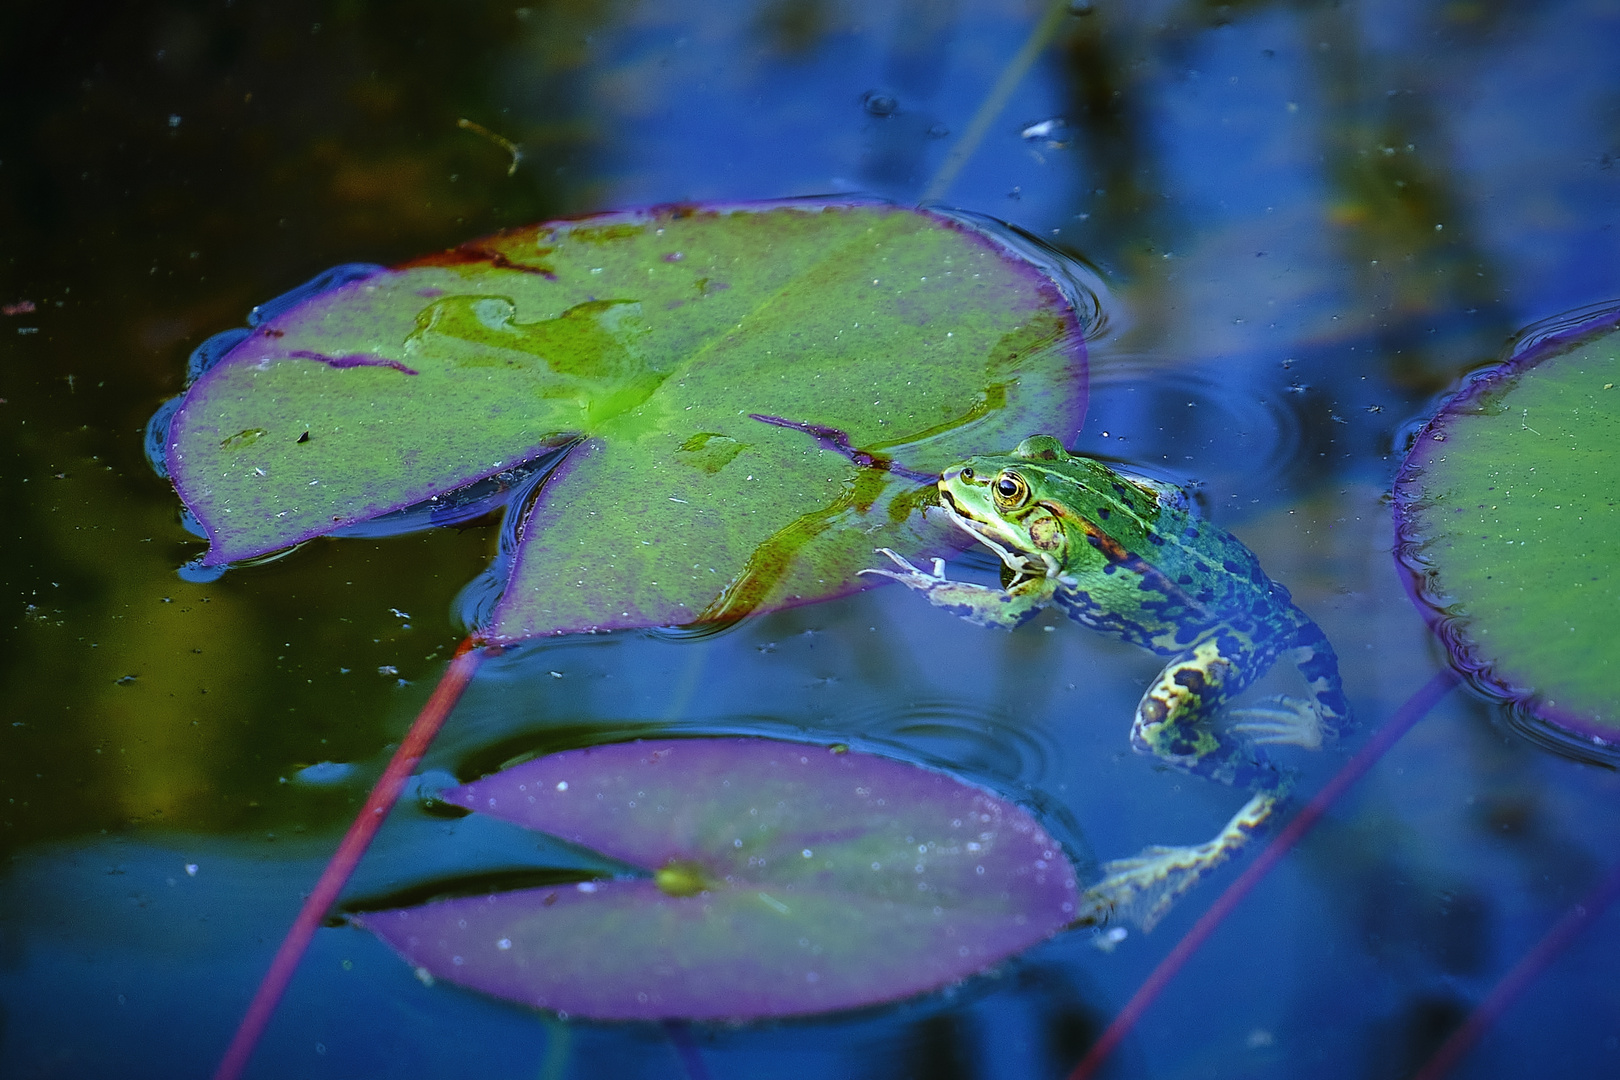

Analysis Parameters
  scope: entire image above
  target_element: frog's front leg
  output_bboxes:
[860,549,1054,630]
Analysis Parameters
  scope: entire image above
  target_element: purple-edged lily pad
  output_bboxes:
[354,738,1081,1021]
[155,201,1091,640]
[1394,301,1620,757]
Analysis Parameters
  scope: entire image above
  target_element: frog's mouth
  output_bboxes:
[937,493,1055,587]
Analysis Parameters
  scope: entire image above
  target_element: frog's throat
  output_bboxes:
[940,505,1058,584]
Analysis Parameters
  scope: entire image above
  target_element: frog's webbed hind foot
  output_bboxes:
[1078,792,1276,932]
[1230,694,1329,750]
[1076,843,1221,932]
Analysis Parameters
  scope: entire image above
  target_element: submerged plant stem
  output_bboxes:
[1067,669,1459,1080]
[920,0,1072,205]
[212,637,484,1080]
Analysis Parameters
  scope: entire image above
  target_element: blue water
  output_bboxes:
[4,1,1620,1077]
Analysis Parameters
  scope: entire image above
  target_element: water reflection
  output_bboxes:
[859,0,964,188]
[850,698,1054,788]
[1072,351,1303,500]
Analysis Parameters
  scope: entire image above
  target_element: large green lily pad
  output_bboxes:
[157,201,1089,641]
[1394,302,1620,755]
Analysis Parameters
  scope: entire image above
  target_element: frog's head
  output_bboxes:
[939,435,1160,581]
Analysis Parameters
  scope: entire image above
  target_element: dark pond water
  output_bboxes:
[4,1,1620,1077]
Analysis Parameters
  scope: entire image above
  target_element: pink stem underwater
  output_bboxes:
[212,637,484,1080]
[1068,669,1459,1080]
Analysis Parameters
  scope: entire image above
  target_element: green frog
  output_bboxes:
[863,435,1349,931]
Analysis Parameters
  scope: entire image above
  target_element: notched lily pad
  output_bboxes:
[1394,301,1620,758]
[154,200,1093,641]
[353,738,1081,1021]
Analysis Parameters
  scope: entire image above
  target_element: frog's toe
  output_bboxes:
[861,548,942,581]
[1230,695,1325,750]
[871,547,913,570]
[860,550,959,598]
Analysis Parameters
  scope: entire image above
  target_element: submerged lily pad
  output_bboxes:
[1394,301,1620,757]
[155,200,1092,640]
[354,738,1081,1021]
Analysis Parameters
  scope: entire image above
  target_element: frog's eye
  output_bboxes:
[960,467,975,480]
[994,472,1029,507]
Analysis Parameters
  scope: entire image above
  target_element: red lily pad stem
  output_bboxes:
[1067,669,1459,1080]
[213,636,485,1080]
[1412,855,1620,1080]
